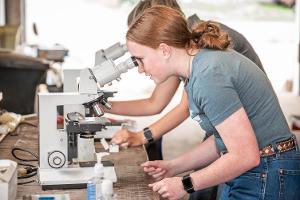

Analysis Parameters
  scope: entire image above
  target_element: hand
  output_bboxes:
[110,129,144,148]
[149,177,187,200]
[141,160,174,181]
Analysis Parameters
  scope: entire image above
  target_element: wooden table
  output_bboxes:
[0,118,159,200]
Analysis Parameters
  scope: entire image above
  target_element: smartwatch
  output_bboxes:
[182,174,195,193]
[143,127,154,144]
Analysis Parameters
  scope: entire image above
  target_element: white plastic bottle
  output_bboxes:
[102,179,117,200]
[87,152,109,200]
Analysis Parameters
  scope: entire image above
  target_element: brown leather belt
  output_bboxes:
[260,137,296,157]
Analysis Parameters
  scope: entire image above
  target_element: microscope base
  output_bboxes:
[38,166,117,190]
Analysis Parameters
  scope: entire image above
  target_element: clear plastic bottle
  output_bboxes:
[87,152,109,200]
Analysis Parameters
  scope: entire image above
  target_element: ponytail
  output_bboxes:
[190,21,231,50]
[127,6,231,52]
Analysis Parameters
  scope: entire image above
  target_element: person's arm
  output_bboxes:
[111,90,190,146]
[148,107,260,199]
[105,76,180,116]
[141,135,219,180]
[190,107,260,190]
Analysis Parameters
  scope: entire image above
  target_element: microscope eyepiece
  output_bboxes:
[131,56,139,67]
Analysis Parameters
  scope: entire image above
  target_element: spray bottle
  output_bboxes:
[87,152,109,200]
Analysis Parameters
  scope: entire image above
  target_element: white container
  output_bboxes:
[0,160,17,200]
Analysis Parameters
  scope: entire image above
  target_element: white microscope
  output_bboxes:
[38,43,138,190]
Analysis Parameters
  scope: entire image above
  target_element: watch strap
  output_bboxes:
[143,127,154,144]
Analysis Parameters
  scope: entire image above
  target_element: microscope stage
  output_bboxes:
[38,166,117,190]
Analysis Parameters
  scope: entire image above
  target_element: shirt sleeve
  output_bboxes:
[191,65,243,126]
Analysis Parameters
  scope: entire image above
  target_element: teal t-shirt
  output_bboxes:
[184,49,292,152]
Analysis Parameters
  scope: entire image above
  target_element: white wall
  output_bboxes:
[0,0,5,26]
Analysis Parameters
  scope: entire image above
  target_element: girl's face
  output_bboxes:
[126,40,171,84]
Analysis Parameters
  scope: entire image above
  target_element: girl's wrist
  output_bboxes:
[138,131,148,145]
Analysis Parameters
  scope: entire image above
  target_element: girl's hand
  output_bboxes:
[111,129,144,148]
[141,160,174,181]
[149,177,187,200]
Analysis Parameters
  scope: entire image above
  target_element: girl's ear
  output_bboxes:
[159,43,171,59]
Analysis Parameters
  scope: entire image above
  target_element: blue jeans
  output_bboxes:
[219,148,300,200]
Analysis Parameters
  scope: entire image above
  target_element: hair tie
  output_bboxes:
[191,32,203,43]
[193,37,199,43]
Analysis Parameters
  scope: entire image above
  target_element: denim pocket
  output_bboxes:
[278,150,300,160]
[278,168,300,200]
[225,171,267,200]
[242,171,265,178]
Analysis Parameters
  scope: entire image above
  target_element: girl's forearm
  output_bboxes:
[170,136,220,175]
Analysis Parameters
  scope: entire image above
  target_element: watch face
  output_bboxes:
[182,176,192,187]
[182,175,195,193]
[143,127,154,143]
